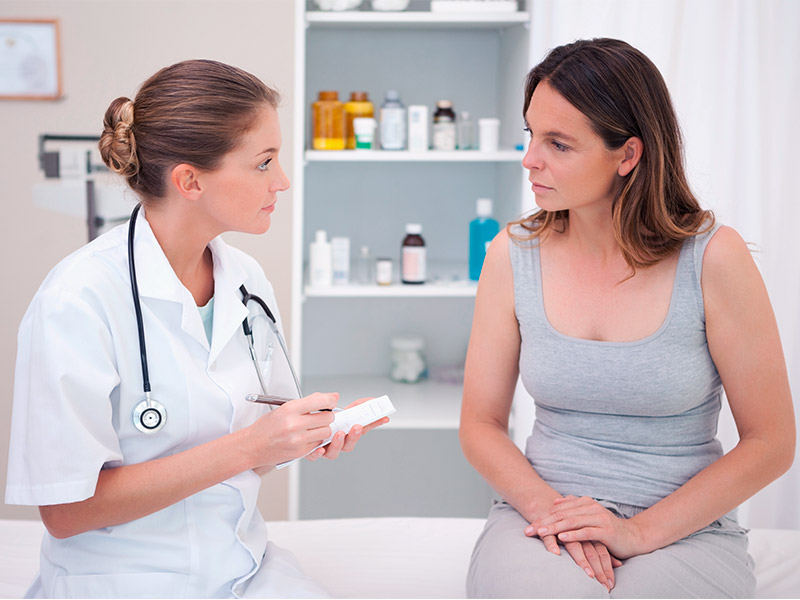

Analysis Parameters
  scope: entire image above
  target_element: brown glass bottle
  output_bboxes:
[401,223,426,284]
[344,91,374,150]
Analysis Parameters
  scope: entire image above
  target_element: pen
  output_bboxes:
[245,393,339,412]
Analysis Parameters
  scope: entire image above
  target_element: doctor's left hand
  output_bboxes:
[306,396,390,462]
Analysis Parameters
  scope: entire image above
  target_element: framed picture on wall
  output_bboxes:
[0,19,61,100]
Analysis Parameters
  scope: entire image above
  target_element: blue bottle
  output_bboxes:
[469,198,499,281]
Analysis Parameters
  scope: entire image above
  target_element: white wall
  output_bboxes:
[0,0,296,520]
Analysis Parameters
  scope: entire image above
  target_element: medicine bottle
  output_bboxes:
[344,92,374,150]
[380,90,406,150]
[469,198,500,281]
[390,336,428,383]
[312,91,345,151]
[401,223,426,284]
[457,111,474,150]
[432,100,456,151]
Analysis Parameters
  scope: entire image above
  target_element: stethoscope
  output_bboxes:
[127,203,302,434]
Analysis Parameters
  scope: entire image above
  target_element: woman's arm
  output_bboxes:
[40,392,339,539]
[460,230,619,590]
[460,230,562,520]
[531,226,795,557]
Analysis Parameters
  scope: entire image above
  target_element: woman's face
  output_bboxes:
[522,81,625,214]
[198,105,290,235]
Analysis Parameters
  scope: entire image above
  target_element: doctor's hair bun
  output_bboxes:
[99,97,140,178]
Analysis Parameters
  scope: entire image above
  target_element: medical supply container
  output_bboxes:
[356,246,374,284]
[478,117,500,152]
[353,117,377,149]
[469,198,499,281]
[376,257,393,286]
[379,90,406,150]
[344,92,374,149]
[312,91,345,150]
[401,223,426,284]
[309,230,333,286]
[390,336,428,383]
[457,111,474,149]
[407,105,430,152]
[331,236,351,285]
[433,100,457,151]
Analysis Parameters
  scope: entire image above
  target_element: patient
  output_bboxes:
[459,38,794,597]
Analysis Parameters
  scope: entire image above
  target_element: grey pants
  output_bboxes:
[467,500,756,599]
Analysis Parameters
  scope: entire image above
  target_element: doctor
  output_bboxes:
[5,59,385,598]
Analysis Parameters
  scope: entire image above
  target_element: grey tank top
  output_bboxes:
[511,222,724,508]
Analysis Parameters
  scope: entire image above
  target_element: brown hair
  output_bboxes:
[511,38,713,273]
[98,59,280,200]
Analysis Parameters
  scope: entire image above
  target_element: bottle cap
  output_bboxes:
[359,246,370,257]
[405,223,422,234]
[350,91,369,101]
[315,230,328,243]
[436,100,453,109]
[391,336,425,351]
[318,90,339,101]
[477,198,493,217]
[460,110,471,119]
[385,90,400,101]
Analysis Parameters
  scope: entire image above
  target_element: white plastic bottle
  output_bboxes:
[331,236,351,285]
[380,90,406,150]
[309,230,332,287]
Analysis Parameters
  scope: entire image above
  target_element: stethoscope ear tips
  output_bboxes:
[132,397,167,434]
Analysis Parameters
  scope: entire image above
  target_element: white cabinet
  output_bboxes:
[290,0,533,520]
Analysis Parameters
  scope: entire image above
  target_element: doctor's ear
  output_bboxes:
[618,137,643,177]
[169,164,202,199]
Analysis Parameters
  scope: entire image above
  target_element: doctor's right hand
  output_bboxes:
[244,392,337,468]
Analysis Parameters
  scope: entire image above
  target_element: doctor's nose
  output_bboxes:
[271,162,291,193]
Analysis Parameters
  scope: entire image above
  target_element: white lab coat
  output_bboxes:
[5,209,329,599]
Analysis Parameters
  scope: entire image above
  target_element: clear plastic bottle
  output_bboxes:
[356,246,374,285]
[380,90,406,150]
[401,223,426,284]
[457,110,474,150]
[469,198,500,281]
[344,91,374,150]
[432,100,456,151]
[312,91,345,150]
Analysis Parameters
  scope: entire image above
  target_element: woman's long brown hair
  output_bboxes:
[511,38,713,274]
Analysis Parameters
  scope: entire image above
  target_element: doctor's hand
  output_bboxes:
[246,392,338,468]
[306,396,390,462]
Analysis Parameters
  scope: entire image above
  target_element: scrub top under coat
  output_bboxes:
[5,208,329,599]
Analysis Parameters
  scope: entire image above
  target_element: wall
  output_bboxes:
[0,0,296,520]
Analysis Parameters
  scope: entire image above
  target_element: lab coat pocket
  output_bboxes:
[51,572,188,598]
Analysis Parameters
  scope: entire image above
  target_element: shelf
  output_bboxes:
[303,374,463,430]
[305,149,524,162]
[305,11,529,28]
[305,281,477,298]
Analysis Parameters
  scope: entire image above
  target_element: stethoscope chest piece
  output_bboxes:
[132,396,167,434]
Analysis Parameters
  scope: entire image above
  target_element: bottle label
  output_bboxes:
[433,122,456,151]
[402,247,426,282]
[380,107,406,150]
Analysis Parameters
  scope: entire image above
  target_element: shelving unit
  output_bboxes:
[290,0,533,520]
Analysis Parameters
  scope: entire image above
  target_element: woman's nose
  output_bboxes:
[272,163,290,192]
[522,139,542,171]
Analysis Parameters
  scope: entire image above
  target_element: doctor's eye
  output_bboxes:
[257,158,272,171]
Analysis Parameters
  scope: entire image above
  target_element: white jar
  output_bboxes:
[390,337,428,383]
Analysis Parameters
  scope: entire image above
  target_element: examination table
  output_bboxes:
[1,517,798,598]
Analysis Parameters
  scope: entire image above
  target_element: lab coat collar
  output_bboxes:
[131,208,249,359]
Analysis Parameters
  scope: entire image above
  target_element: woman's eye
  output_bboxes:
[523,126,532,136]
[257,158,272,171]
[552,141,568,152]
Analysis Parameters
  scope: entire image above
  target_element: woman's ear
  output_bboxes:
[618,137,643,177]
[169,164,202,200]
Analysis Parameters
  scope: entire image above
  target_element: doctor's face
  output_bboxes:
[199,105,290,235]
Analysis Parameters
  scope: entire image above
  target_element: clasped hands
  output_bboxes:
[524,495,646,592]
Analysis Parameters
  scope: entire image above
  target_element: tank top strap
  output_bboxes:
[508,223,545,327]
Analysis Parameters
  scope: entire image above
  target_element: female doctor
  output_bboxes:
[5,59,385,598]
